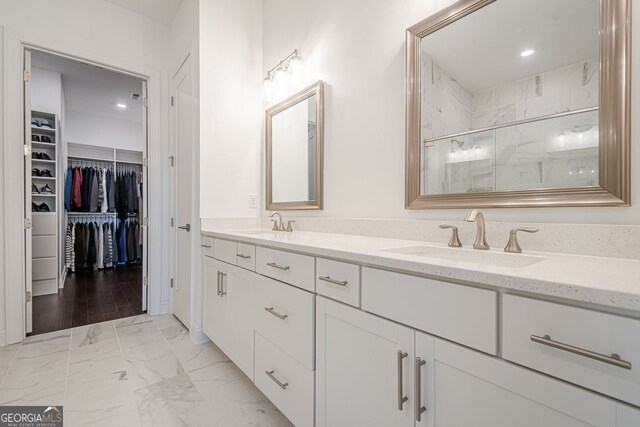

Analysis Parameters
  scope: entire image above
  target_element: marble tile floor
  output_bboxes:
[0,314,294,427]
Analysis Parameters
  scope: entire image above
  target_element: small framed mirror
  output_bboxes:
[406,0,630,209]
[266,81,324,210]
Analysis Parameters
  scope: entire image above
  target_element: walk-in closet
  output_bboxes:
[26,50,147,335]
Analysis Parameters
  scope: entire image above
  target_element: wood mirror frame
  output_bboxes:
[405,0,631,209]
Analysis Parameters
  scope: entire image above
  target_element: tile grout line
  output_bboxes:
[62,328,74,407]
[0,342,23,390]
[113,319,145,427]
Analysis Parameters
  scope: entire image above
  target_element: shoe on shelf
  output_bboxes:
[32,168,41,177]
[40,169,53,177]
[31,135,40,142]
[32,183,40,194]
[37,202,50,212]
[40,153,52,161]
[40,120,53,129]
[31,202,38,212]
[31,152,41,159]
[41,135,52,143]
[40,184,54,194]
[31,119,40,127]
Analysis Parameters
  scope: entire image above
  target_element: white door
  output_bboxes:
[417,333,619,427]
[170,54,194,326]
[315,297,415,427]
[202,257,225,346]
[24,49,33,334]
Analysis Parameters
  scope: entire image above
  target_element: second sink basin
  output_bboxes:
[384,245,545,268]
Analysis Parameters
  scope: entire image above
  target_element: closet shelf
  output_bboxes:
[67,212,116,216]
[32,142,56,149]
[67,155,113,163]
[32,159,56,164]
[31,125,56,133]
[32,176,56,181]
[32,193,56,197]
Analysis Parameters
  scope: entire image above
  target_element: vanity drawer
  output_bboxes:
[361,267,497,354]
[503,294,640,406]
[236,243,256,271]
[254,332,314,427]
[315,258,360,307]
[213,238,237,265]
[256,247,315,292]
[201,236,214,258]
[255,275,315,369]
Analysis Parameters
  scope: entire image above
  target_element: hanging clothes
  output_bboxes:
[65,164,115,213]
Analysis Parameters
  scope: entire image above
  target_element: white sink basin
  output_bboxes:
[384,245,545,268]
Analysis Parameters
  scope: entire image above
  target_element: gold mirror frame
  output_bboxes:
[266,80,324,211]
[406,0,631,209]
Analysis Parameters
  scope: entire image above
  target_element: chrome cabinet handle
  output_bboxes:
[236,253,251,259]
[415,357,427,421]
[201,244,211,248]
[397,350,408,411]
[530,334,631,370]
[266,262,290,271]
[178,224,191,232]
[219,272,227,297]
[318,276,348,287]
[265,370,288,390]
[265,306,288,320]
[216,271,221,296]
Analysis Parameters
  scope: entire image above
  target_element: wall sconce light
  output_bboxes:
[263,49,302,102]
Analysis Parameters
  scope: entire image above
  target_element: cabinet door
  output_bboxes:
[415,333,618,427]
[316,297,415,427]
[202,257,225,346]
[221,263,257,379]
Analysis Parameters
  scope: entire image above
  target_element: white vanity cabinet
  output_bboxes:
[202,233,640,427]
[316,296,415,427]
[202,256,257,378]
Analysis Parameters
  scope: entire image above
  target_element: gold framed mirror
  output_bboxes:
[406,0,630,209]
[266,80,324,210]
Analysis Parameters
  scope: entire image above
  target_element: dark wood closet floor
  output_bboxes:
[31,265,144,335]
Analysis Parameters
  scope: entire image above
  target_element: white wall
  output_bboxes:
[0,0,172,344]
[31,67,62,116]
[262,0,640,225]
[199,0,262,218]
[65,109,143,150]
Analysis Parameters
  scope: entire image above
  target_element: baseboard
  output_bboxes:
[189,322,209,345]
[59,270,66,289]
[158,301,169,315]
[0,330,6,347]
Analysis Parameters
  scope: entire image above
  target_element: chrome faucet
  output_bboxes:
[270,212,284,231]
[465,209,490,250]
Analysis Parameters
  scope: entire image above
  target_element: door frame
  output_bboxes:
[169,44,205,342]
[2,29,167,345]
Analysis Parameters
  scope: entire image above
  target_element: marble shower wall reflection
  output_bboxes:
[420,56,599,195]
[422,110,598,195]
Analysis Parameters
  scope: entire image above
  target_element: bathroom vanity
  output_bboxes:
[200,229,640,427]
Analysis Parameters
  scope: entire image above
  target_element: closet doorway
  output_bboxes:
[24,49,148,335]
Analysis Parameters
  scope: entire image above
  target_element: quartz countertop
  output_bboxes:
[201,229,640,312]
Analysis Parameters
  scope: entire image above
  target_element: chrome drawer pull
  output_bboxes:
[236,253,251,259]
[216,271,222,296]
[530,334,632,370]
[201,244,211,248]
[397,350,408,411]
[415,357,427,421]
[219,272,227,297]
[265,306,288,320]
[266,262,290,271]
[318,276,348,286]
[265,370,288,390]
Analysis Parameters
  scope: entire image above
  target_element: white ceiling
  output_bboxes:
[421,0,599,92]
[103,0,183,25]
[32,51,144,124]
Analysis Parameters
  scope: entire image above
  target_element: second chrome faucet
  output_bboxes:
[270,211,295,232]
